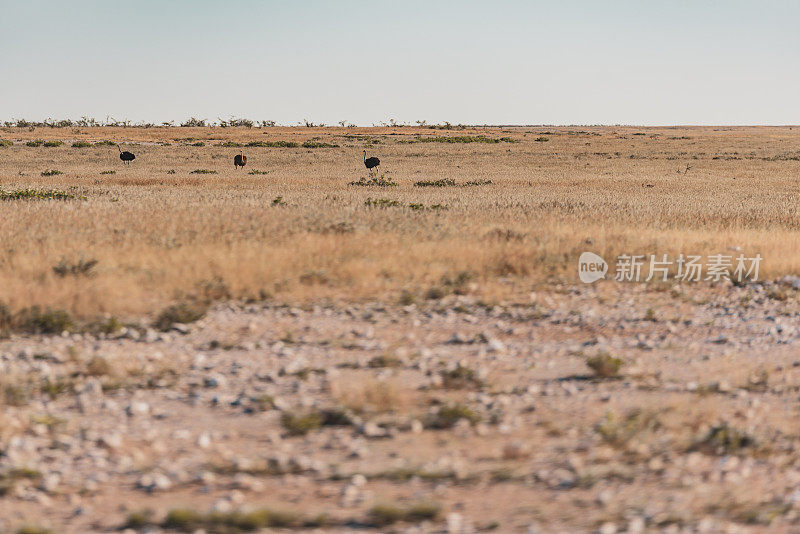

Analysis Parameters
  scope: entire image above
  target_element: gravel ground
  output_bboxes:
[3,280,800,533]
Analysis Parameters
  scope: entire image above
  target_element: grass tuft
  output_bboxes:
[586,351,623,378]
[368,501,442,526]
[280,410,323,436]
[691,422,756,455]
[153,301,208,331]
[426,403,481,429]
[53,258,98,277]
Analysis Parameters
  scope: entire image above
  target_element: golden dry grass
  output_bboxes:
[0,125,798,321]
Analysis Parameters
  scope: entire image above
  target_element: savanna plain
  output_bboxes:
[1,125,800,532]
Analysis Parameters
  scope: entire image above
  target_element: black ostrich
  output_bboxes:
[118,145,135,164]
[363,150,380,174]
[234,153,247,169]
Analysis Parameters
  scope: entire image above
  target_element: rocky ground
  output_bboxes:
[3,280,800,533]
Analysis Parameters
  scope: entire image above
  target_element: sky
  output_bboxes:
[1,0,799,126]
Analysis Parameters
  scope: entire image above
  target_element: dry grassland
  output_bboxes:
[1,125,799,323]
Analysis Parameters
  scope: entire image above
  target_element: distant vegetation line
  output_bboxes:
[0,117,650,129]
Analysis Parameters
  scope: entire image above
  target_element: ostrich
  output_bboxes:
[118,145,135,164]
[234,153,247,169]
[363,150,380,174]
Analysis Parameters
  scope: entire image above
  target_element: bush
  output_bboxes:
[0,188,77,200]
[691,423,756,455]
[280,410,323,435]
[180,117,207,127]
[153,301,208,331]
[349,175,397,187]
[301,140,338,148]
[586,351,623,378]
[414,178,456,187]
[71,141,91,148]
[15,307,73,334]
[162,508,202,529]
[369,502,441,526]
[52,258,97,277]
[246,140,298,148]
[365,198,401,208]
[440,364,483,389]
[426,403,481,429]
[414,135,515,144]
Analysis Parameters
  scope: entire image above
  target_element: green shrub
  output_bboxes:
[71,141,91,148]
[0,140,12,147]
[246,140,298,148]
[349,175,397,187]
[0,188,77,200]
[413,135,515,144]
[301,140,338,148]
[365,197,402,208]
[414,178,456,187]
[189,169,217,174]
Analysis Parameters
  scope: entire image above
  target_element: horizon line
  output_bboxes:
[1,118,798,129]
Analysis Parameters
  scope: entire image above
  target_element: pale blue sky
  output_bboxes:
[1,1,798,125]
